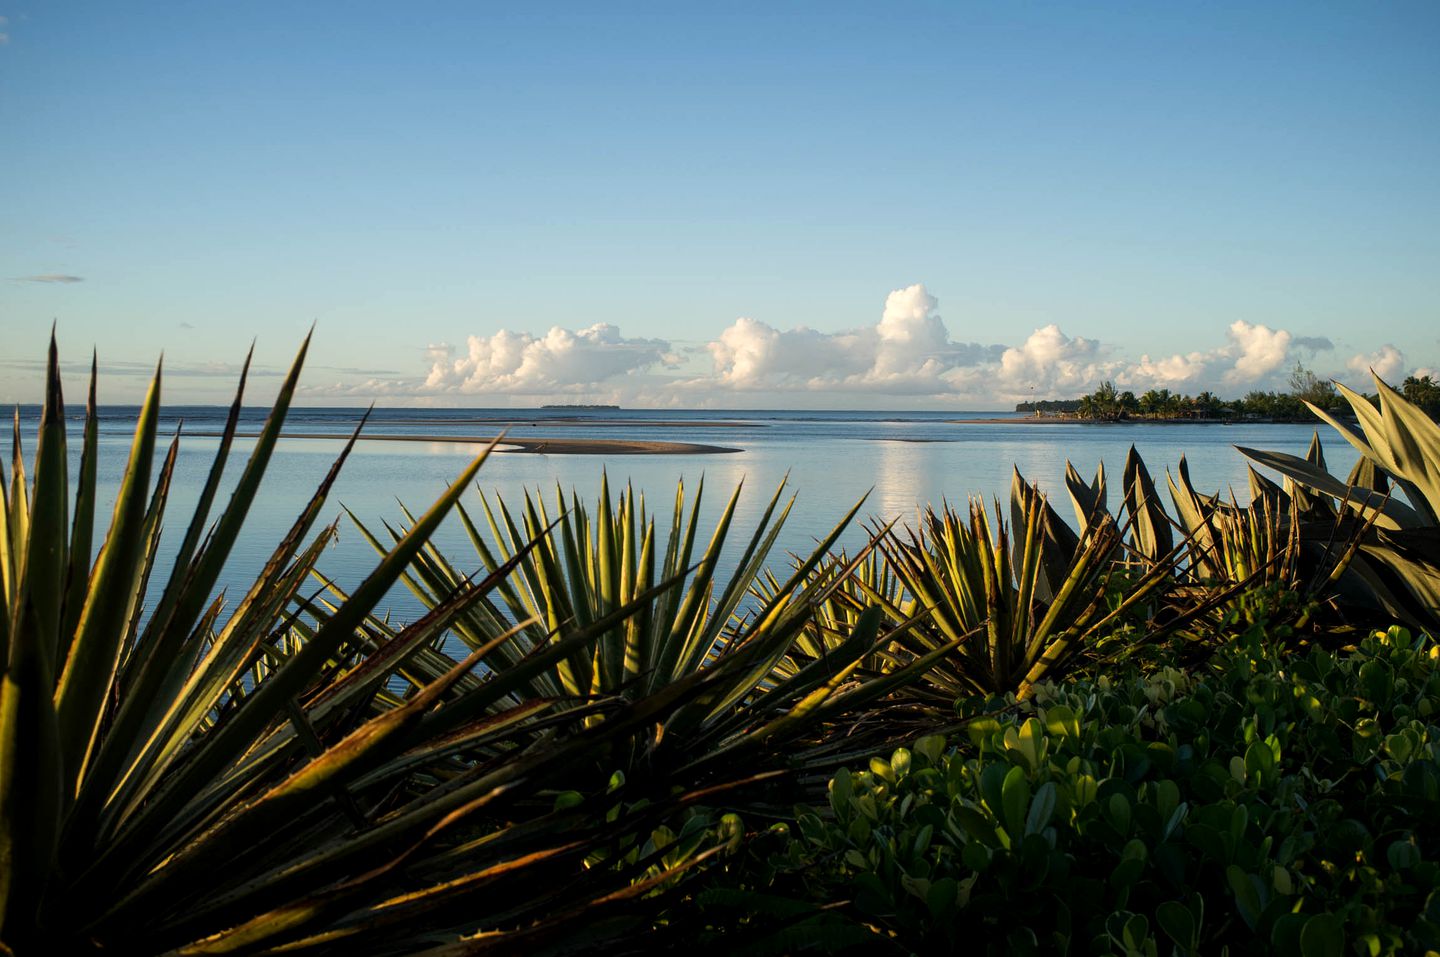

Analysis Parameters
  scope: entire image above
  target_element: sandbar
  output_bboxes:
[345,417,758,429]
[188,431,741,455]
[948,417,1080,425]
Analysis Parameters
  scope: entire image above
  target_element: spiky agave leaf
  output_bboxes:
[1239,374,1440,629]
[4,335,643,954]
[1121,445,1173,565]
[868,484,1171,701]
[1064,460,1106,536]
[1308,376,1440,523]
[0,336,73,944]
[345,474,930,813]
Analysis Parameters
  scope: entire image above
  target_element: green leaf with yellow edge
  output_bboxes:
[53,362,161,797]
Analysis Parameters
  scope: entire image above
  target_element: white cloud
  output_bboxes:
[874,284,950,376]
[700,291,1331,403]
[388,284,1410,407]
[995,325,1118,394]
[706,318,870,387]
[1128,350,1211,386]
[705,284,1000,395]
[1120,320,1301,392]
[424,324,671,394]
[1224,320,1292,385]
[1346,344,1405,383]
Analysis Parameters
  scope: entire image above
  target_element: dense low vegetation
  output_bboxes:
[2,336,1438,954]
[689,621,1439,955]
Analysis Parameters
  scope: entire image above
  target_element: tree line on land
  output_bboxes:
[1018,363,1440,423]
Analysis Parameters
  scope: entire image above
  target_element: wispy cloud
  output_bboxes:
[1292,336,1334,353]
[314,364,405,377]
[14,274,84,284]
[0,359,287,379]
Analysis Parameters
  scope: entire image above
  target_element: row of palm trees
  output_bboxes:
[1072,379,1329,420]
[1073,382,1230,420]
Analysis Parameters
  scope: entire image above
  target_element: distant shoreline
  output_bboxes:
[187,431,742,455]
[948,416,1311,426]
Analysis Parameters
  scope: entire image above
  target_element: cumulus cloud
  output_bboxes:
[1223,321,1292,385]
[14,273,83,283]
[424,324,672,394]
[707,318,870,387]
[396,284,1408,407]
[1128,350,1212,387]
[700,290,1324,402]
[1346,344,1405,383]
[706,284,1001,394]
[1123,320,1306,392]
[995,325,1117,394]
[873,284,950,376]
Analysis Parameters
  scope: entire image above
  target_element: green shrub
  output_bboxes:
[729,624,1440,955]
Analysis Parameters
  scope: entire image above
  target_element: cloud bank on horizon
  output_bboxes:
[340,284,1410,407]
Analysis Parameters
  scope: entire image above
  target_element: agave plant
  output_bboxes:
[1236,373,1440,630]
[861,477,1174,701]
[345,474,954,808]
[1164,451,1361,593]
[0,336,786,954]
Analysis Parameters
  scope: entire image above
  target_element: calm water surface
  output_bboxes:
[17,406,1356,627]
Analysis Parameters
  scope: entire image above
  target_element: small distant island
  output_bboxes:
[1018,364,1440,423]
[541,403,621,410]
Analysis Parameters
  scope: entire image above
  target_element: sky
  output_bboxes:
[2,1,1437,408]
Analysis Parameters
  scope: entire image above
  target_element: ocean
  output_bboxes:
[14,405,1356,627]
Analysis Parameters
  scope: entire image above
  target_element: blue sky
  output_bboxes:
[2,1,1437,407]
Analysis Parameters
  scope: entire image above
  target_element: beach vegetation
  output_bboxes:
[0,337,832,953]
[694,623,1440,955]
[1402,374,1440,420]
[3,338,1439,954]
[1046,365,1400,423]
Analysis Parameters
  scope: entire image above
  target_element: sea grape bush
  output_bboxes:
[751,625,1440,955]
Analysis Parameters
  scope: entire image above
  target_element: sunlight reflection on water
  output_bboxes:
[38,411,1357,629]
